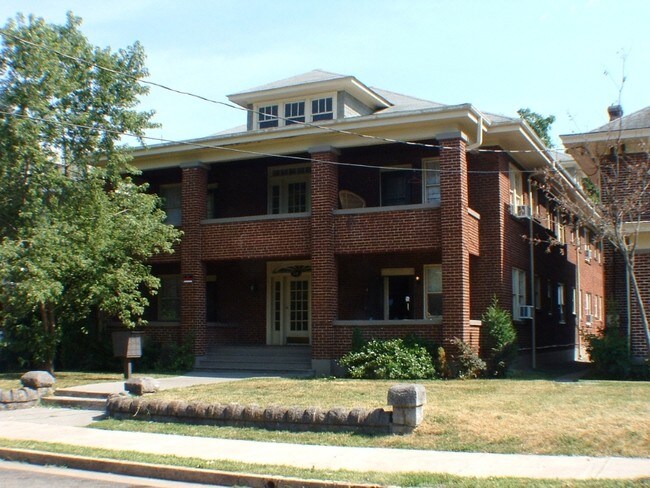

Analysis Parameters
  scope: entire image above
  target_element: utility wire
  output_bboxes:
[0,29,569,160]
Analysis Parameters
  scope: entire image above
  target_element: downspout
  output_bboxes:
[528,177,536,369]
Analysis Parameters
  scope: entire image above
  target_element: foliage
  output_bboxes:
[586,328,632,379]
[448,338,486,379]
[0,14,181,371]
[139,336,195,373]
[517,108,556,147]
[482,296,518,377]
[338,338,436,379]
[351,327,366,352]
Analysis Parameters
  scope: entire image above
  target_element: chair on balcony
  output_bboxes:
[339,190,366,209]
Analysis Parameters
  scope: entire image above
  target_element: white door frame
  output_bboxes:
[266,261,312,345]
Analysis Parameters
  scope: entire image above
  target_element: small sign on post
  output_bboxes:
[112,331,143,379]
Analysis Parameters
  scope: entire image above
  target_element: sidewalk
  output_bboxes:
[0,406,649,480]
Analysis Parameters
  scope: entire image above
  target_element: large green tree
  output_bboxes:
[517,108,556,147]
[0,13,181,372]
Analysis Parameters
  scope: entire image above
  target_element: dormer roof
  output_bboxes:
[227,69,392,111]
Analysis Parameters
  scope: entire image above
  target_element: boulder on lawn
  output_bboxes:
[20,371,55,389]
[125,377,160,396]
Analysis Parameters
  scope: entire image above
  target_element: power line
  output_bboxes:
[0,109,547,175]
[0,28,568,160]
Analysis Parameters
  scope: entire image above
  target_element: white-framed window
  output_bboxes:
[594,295,602,320]
[571,287,577,315]
[284,101,305,124]
[512,268,527,320]
[534,275,542,309]
[311,97,334,121]
[259,104,279,128]
[424,265,442,318]
[557,282,565,324]
[509,163,524,209]
[381,268,415,320]
[268,164,311,214]
[158,275,181,321]
[159,184,182,226]
[422,158,441,206]
[584,292,592,323]
[555,211,565,244]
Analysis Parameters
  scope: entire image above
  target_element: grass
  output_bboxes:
[94,376,650,458]
[0,371,176,390]
[0,439,646,487]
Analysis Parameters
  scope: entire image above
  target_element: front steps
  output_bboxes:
[194,345,313,374]
[41,388,109,410]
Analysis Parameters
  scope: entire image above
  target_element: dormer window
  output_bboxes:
[255,94,337,129]
[259,105,279,128]
[311,97,333,121]
[285,101,305,124]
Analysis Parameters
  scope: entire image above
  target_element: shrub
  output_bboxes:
[586,328,631,379]
[339,338,436,379]
[139,335,195,373]
[483,296,518,377]
[449,338,486,379]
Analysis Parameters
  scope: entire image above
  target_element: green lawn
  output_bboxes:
[95,376,650,458]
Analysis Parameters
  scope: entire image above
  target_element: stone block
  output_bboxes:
[21,371,55,389]
[393,405,424,427]
[387,384,426,408]
[124,377,159,396]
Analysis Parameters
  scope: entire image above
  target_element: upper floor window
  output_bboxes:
[422,158,441,206]
[311,97,333,121]
[160,184,181,226]
[259,105,279,128]
[268,165,311,214]
[381,166,412,207]
[284,101,305,124]
[557,282,566,324]
[509,163,524,208]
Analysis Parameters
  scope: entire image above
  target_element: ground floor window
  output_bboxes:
[158,275,181,321]
[512,268,527,320]
[382,268,415,320]
[424,264,442,318]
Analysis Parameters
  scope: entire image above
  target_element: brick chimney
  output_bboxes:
[608,104,623,121]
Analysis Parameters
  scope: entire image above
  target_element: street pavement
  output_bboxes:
[0,372,649,482]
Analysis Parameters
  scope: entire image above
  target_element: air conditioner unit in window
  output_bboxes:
[510,204,532,220]
[585,314,593,323]
[519,305,534,320]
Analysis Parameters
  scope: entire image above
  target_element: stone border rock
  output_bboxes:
[0,371,55,411]
[107,384,426,435]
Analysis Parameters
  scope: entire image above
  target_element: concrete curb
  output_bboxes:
[0,447,380,488]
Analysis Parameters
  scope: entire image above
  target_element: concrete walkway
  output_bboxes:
[0,406,649,480]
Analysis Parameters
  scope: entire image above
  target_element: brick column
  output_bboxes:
[180,162,208,356]
[309,146,339,375]
[439,133,471,347]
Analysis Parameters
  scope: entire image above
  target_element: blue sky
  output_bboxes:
[1,1,648,147]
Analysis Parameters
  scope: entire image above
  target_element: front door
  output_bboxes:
[268,262,311,345]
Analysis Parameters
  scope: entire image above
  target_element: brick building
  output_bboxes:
[131,70,604,373]
[562,105,650,360]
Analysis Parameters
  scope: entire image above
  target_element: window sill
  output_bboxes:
[333,318,442,326]
[146,321,180,327]
[202,212,310,224]
[335,203,439,216]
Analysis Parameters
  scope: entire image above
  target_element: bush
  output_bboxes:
[586,328,631,379]
[483,297,518,377]
[339,338,436,379]
[139,335,195,373]
[449,338,486,379]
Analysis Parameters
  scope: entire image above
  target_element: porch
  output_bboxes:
[194,345,313,373]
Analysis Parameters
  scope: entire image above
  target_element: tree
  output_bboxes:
[0,13,181,372]
[482,296,517,377]
[518,108,556,147]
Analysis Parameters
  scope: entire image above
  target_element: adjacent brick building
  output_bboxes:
[131,70,605,373]
[562,105,650,360]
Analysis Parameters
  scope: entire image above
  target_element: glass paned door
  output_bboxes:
[269,272,311,345]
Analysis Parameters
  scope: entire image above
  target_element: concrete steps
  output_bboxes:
[41,388,110,410]
[195,346,313,373]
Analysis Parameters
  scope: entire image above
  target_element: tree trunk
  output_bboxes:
[622,252,650,358]
[39,301,56,374]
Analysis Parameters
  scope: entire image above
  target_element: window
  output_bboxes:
[206,275,218,322]
[512,268,527,320]
[206,183,218,219]
[509,163,524,209]
[584,292,592,323]
[557,282,565,324]
[381,167,412,206]
[284,101,305,124]
[268,165,311,214]
[259,105,279,128]
[422,158,441,206]
[594,295,601,320]
[554,211,565,244]
[424,265,442,318]
[311,97,333,121]
[571,287,577,315]
[160,184,181,226]
[158,275,181,321]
